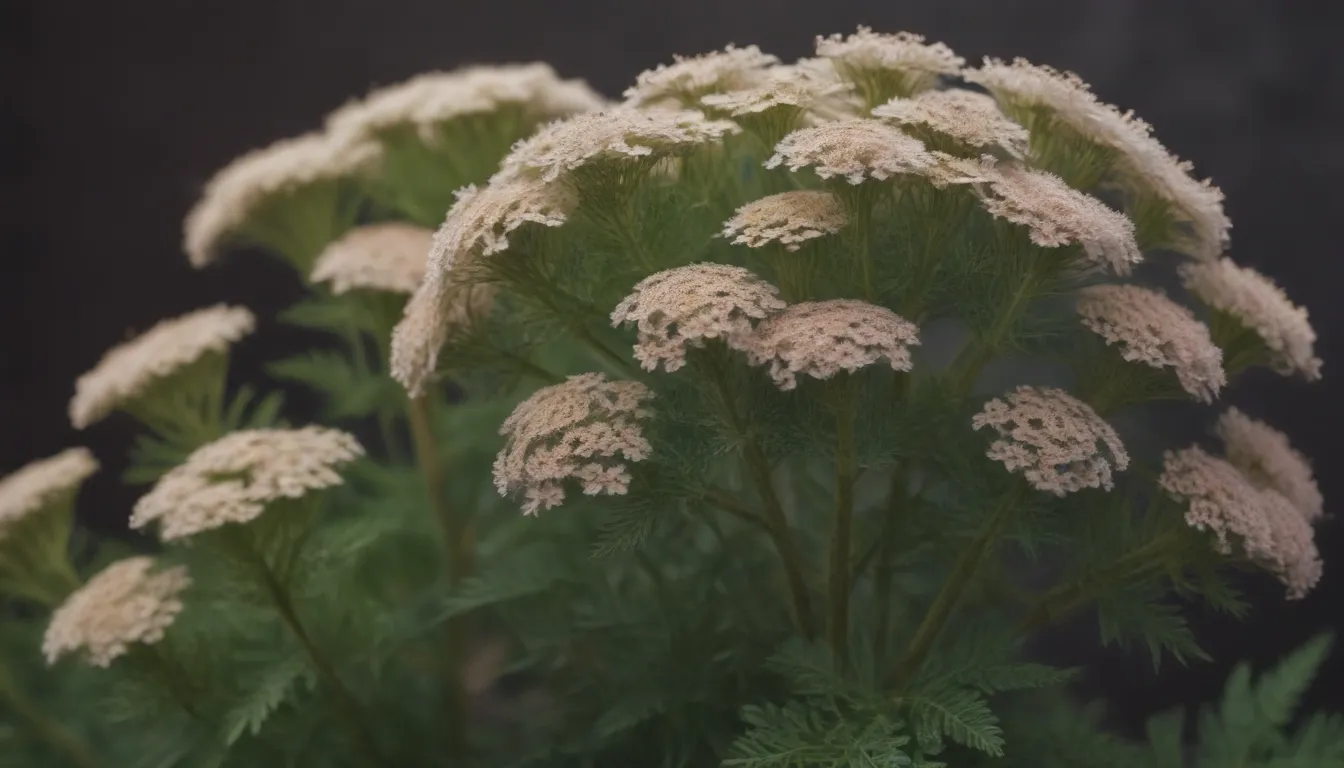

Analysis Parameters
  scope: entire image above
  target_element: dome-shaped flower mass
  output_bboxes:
[746,300,919,390]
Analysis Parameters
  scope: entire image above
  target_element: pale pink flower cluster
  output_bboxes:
[388,277,498,397]
[0,448,98,536]
[184,133,382,267]
[966,58,1230,259]
[494,373,654,514]
[1180,258,1321,380]
[1161,446,1321,598]
[130,427,364,541]
[1216,408,1323,523]
[972,386,1129,496]
[623,45,780,108]
[765,119,936,184]
[701,64,854,118]
[872,89,1029,158]
[43,557,191,667]
[1075,284,1225,402]
[70,305,256,429]
[610,264,786,372]
[326,63,607,142]
[310,222,433,295]
[746,300,919,390]
[722,191,848,251]
[815,27,964,95]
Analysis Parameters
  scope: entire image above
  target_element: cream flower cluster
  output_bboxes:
[0,448,98,535]
[814,26,964,96]
[43,557,191,667]
[745,300,920,390]
[1216,408,1323,523]
[765,119,937,184]
[494,373,654,514]
[872,89,1029,158]
[700,63,853,118]
[70,305,256,429]
[130,427,364,541]
[972,386,1129,496]
[721,191,847,251]
[623,45,780,108]
[310,222,433,295]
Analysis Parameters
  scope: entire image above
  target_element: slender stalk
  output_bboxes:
[0,665,101,768]
[888,484,1024,690]
[949,269,1039,398]
[406,393,471,757]
[828,379,858,669]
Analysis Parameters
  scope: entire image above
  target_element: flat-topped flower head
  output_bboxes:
[973,163,1141,274]
[1161,446,1322,598]
[43,557,191,667]
[310,222,433,295]
[1180,258,1321,380]
[498,109,739,183]
[872,89,1029,158]
[701,65,852,117]
[765,119,936,185]
[722,191,847,251]
[184,132,381,268]
[1076,284,1225,402]
[426,176,577,277]
[1216,408,1323,523]
[130,427,364,541]
[0,448,97,536]
[623,45,780,108]
[389,274,497,397]
[972,386,1129,496]
[494,373,654,515]
[746,300,920,390]
[326,63,606,142]
[70,305,255,430]
[610,263,786,372]
[815,26,964,104]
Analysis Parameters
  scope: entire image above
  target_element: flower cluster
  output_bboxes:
[310,222,434,295]
[43,557,191,667]
[493,373,654,514]
[765,119,936,184]
[873,89,1029,158]
[623,45,780,108]
[745,300,919,390]
[0,448,98,535]
[700,64,852,119]
[1216,408,1323,523]
[814,26,964,98]
[721,191,847,251]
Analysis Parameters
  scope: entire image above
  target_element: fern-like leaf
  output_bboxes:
[904,683,1005,757]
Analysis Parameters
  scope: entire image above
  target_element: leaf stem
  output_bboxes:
[0,664,101,768]
[828,378,858,669]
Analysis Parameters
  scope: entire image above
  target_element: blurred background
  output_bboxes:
[5,0,1343,735]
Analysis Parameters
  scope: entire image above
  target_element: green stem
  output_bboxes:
[828,379,858,669]
[950,269,1039,398]
[0,665,101,768]
[888,484,1024,690]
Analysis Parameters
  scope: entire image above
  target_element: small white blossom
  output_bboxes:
[746,300,919,390]
[43,557,191,667]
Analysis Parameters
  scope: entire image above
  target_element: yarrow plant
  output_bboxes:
[2,28,1337,768]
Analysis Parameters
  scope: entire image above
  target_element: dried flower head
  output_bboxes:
[701,64,853,117]
[1180,258,1321,380]
[326,63,606,142]
[610,264,786,372]
[0,448,98,535]
[973,163,1141,274]
[494,373,654,515]
[70,305,256,429]
[765,119,936,185]
[1216,408,1323,523]
[722,191,847,251]
[498,109,739,183]
[815,27,964,99]
[389,274,497,397]
[966,58,1230,258]
[130,427,364,541]
[184,132,381,267]
[1160,446,1322,598]
[746,300,920,390]
[872,89,1029,158]
[1076,284,1225,402]
[310,222,432,295]
[972,386,1129,496]
[624,45,780,108]
[43,557,191,667]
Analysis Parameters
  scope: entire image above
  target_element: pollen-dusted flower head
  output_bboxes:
[130,427,364,541]
[310,222,433,295]
[610,263,786,372]
[972,386,1129,496]
[1075,284,1226,402]
[497,109,740,184]
[43,557,191,667]
[70,305,256,430]
[973,163,1141,274]
[184,132,382,268]
[1160,446,1322,598]
[0,448,98,536]
[325,63,607,142]
[745,300,920,390]
[1216,408,1323,523]
[494,373,654,515]
[623,45,780,108]
[389,274,497,397]
[1180,258,1321,380]
[765,119,936,185]
[815,26,964,103]
[722,191,848,251]
[872,89,1029,158]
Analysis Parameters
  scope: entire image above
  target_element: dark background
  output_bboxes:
[5,0,1343,733]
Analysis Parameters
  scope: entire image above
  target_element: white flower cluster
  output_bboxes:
[0,448,98,536]
[43,557,191,667]
[311,222,433,295]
